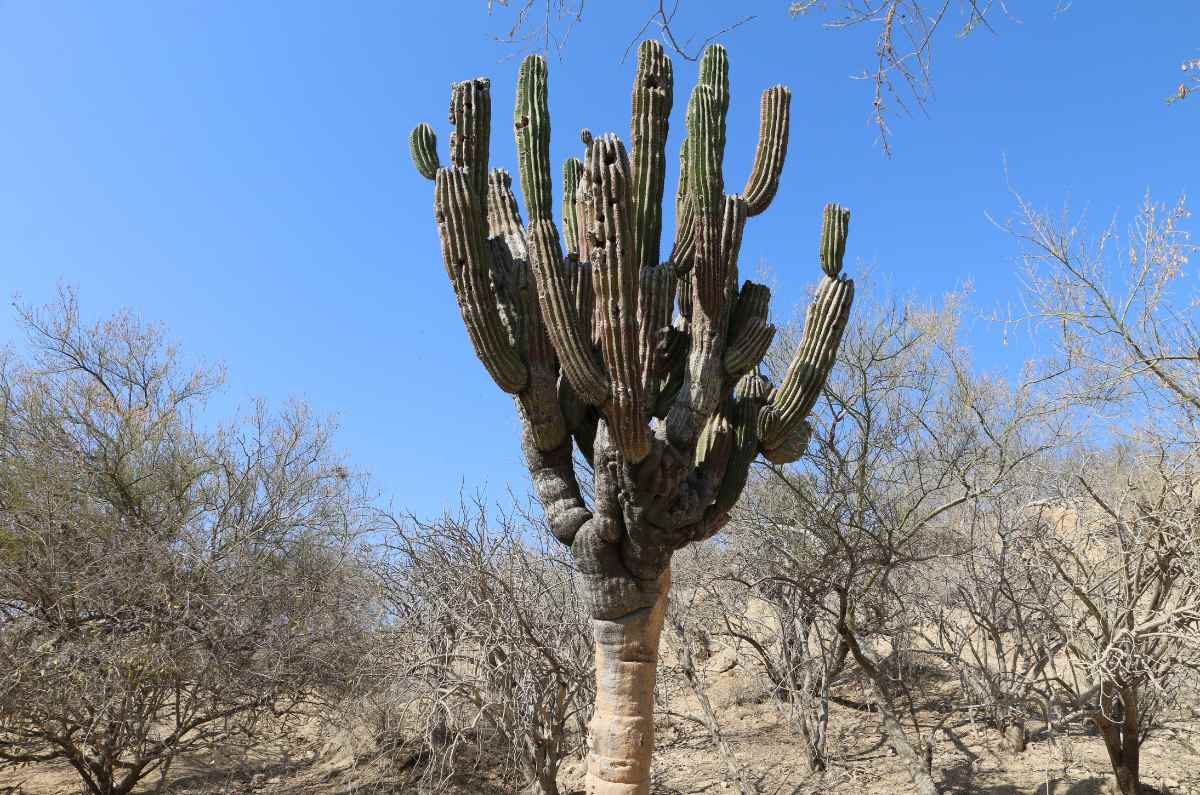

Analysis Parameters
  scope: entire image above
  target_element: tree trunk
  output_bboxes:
[585,582,669,795]
[1096,716,1140,795]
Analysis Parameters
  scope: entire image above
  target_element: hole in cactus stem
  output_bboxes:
[516,116,529,130]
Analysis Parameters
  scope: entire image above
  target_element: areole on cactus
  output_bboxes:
[412,40,854,795]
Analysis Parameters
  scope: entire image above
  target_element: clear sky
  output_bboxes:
[1,2,1195,517]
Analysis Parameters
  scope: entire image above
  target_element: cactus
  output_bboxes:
[411,43,854,795]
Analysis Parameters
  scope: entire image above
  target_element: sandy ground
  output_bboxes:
[4,659,1199,795]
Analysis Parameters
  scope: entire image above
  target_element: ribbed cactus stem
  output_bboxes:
[528,219,609,406]
[821,203,851,277]
[586,134,650,463]
[743,86,791,216]
[724,279,775,376]
[698,44,729,176]
[562,158,584,257]
[448,79,491,220]
[758,273,855,448]
[486,169,524,239]
[637,265,676,396]
[434,167,528,394]
[410,123,440,180]
[515,55,555,221]
[630,40,674,271]
[718,195,749,320]
[710,373,770,513]
[669,136,695,268]
[687,84,725,317]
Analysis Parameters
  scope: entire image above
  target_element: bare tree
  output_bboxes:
[1006,195,1200,792]
[730,287,1056,790]
[363,501,594,795]
[0,291,373,795]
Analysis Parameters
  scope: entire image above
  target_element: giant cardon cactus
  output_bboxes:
[412,42,854,795]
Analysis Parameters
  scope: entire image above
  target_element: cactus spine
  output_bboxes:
[411,43,854,795]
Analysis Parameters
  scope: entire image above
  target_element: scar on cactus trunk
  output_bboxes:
[411,41,855,795]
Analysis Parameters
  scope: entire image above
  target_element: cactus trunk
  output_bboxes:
[585,571,670,795]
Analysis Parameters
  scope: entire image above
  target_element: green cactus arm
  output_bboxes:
[637,265,676,399]
[562,158,584,258]
[710,373,770,514]
[758,204,854,448]
[724,280,774,376]
[668,136,695,269]
[698,44,729,180]
[585,134,651,463]
[513,55,609,407]
[820,203,851,277]
[410,123,440,180]
[758,273,854,449]
[448,79,491,223]
[687,85,726,318]
[630,40,674,271]
[743,86,791,216]
[717,194,748,323]
[434,167,528,394]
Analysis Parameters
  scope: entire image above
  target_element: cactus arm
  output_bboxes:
[434,168,528,393]
[709,373,770,520]
[742,86,791,216]
[562,158,584,258]
[758,205,854,451]
[410,123,440,180]
[820,202,851,278]
[514,55,610,407]
[637,265,676,401]
[522,429,590,545]
[630,40,674,271]
[668,136,695,269]
[448,79,491,222]
[585,135,651,463]
[724,280,775,376]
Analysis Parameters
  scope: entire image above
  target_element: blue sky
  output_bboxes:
[1,2,1195,517]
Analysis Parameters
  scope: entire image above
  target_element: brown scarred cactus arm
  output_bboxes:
[630,40,674,271]
[448,79,491,222]
[638,265,676,398]
[410,123,440,180]
[522,428,590,545]
[486,169,567,450]
[562,158,584,258]
[586,135,650,463]
[724,280,775,376]
[434,168,528,393]
[486,168,525,239]
[514,55,609,406]
[742,86,791,216]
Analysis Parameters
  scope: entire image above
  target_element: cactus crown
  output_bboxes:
[411,42,854,564]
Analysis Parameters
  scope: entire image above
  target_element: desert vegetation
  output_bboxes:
[3,9,1198,795]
